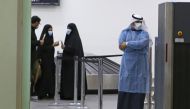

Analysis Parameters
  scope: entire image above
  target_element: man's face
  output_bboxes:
[32,21,40,29]
[131,20,142,30]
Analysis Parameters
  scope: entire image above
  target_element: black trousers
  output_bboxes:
[117,91,146,109]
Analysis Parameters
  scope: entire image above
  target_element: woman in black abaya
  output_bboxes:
[60,23,86,100]
[37,24,59,99]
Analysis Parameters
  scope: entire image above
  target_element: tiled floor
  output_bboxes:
[30,94,154,109]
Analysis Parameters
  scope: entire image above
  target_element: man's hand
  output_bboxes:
[119,42,127,50]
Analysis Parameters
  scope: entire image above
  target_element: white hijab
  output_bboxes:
[130,14,148,32]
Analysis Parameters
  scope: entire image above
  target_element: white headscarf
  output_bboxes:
[130,14,148,31]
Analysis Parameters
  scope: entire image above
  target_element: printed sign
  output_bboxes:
[32,0,59,5]
[175,38,184,43]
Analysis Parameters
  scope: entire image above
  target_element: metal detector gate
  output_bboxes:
[155,2,190,109]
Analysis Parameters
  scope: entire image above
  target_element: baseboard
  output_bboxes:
[86,89,118,94]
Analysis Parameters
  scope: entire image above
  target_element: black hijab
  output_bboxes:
[37,24,54,59]
[63,23,84,58]
[40,24,54,46]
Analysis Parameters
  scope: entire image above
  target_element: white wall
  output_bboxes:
[32,0,190,63]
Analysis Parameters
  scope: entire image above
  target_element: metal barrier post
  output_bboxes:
[70,56,80,106]
[148,47,152,109]
[55,56,60,104]
[98,58,103,109]
[49,52,69,107]
[49,54,63,106]
[78,57,88,109]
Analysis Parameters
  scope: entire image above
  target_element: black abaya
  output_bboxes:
[37,24,55,99]
[60,23,85,100]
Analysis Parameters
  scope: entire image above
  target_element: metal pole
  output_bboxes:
[54,56,59,104]
[148,47,152,109]
[70,56,80,106]
[48,52,68,107]
[98,58,103,109]
[78,57,88,109]
[74,56,78,104]
[49,52,62,106]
